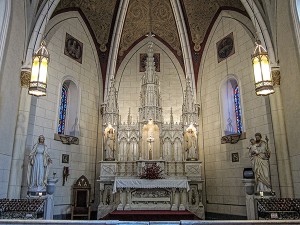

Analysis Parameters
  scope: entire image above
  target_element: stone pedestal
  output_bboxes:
[242,179,255,220]
[44,178,58,220]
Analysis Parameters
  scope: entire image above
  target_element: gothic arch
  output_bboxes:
[219,75,245,136]
[56,76,81,136]
[0,0,11,73]
[45,10,103,95]
[291,0,300,55]
[115,37,185,95]
[27,1,275,104]
[197,10,255,93]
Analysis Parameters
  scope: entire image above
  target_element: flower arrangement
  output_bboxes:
[140,163,163,179]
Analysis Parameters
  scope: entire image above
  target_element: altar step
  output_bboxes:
[101,210,201,221]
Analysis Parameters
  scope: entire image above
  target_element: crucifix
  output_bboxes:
[147,135,154,160]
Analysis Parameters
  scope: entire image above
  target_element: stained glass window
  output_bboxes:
[58,85,68,134]
[233,85,242,134]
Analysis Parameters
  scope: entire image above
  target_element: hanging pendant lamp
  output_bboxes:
[251,40,274,96]
[28,40,50,96]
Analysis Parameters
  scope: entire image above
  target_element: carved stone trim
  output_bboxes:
[54,133,79,145]
[20,70,31,87]
[221,132,246,144]
[272,69,281,86]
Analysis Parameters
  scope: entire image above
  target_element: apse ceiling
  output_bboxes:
[54,0,246,78]
[55,0,245,53]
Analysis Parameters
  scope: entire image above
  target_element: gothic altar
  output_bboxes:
[97,42,204,219]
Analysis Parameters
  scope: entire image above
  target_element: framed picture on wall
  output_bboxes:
[232,152,239,162]
[216,32,235,63]
[64,33,83,64]
[62,154,69,164]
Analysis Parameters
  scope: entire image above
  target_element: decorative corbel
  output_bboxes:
[54,133,79,145]
[20,70,31,87]
[272,69,281,86]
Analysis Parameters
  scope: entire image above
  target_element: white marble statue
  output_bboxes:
[70,117,80,137]
[27,135,52,191]
[104,125,116,160]
[248,133,271,192]
[184,124,198,160]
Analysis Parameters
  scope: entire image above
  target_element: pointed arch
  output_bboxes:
[219,75,245,136]
[0,0,11,73]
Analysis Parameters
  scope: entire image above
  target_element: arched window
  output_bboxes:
[291,0,300,54]
[57,79,79,136]
[220,77,244,135]
[297,0,300,19]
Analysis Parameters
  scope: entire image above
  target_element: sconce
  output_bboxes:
[63,166,70,186]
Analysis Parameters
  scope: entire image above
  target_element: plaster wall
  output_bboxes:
[277,0,300,198]
[24,15,100,215]
[198,12,279,216]
[116,39,185,124]
[0,1,25,198]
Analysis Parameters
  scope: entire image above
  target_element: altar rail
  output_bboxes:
[1,220,300,224]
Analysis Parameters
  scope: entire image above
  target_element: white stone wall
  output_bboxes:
[116,39,185,124]
[24,15,101,215]
[0,1,25,198]
[277,0,300,198]
[198,12,279,216]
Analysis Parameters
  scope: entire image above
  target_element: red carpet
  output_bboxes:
[102,210,200,221]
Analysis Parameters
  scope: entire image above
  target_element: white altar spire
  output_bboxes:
[182,77,199,129]
[138,41,162,124]
[102,77,119,127]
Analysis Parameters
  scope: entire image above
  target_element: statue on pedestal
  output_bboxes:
[27,135,52,192]
[184,124,198,160]
[248,133,271,193]
[104,124,116,161]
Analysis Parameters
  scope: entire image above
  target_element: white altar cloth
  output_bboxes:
[113,178,190,193]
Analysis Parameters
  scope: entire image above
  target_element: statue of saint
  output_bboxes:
[104,125,116,160]
[142,119,160,160]
[184,124,197,160]
[27,135,52,192]
[70,117,80,137]
[248,133,271,192]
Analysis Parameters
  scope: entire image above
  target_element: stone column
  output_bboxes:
[124,188,131,210]
[99,188,104,206]
[171,188,177,210]
[269,67,294,197]
[8,69,32,198]
[117,189,125,210]
[179,189,186,210]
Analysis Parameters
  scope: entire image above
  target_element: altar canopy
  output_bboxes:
[113,178,190,193]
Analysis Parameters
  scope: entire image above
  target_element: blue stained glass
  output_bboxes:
[234,85,242,134]
[58,85,68,134]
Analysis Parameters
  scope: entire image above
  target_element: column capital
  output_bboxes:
[20,69,31,87]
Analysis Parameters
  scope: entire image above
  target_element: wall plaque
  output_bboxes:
[64,33,83,63]
[62,154,69,164]
[232,152,239,162]
[216,32,235,63]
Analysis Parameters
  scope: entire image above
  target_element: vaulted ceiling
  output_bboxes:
[53,0,246,80]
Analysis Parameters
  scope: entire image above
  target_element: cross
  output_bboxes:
[147,135,154,160]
